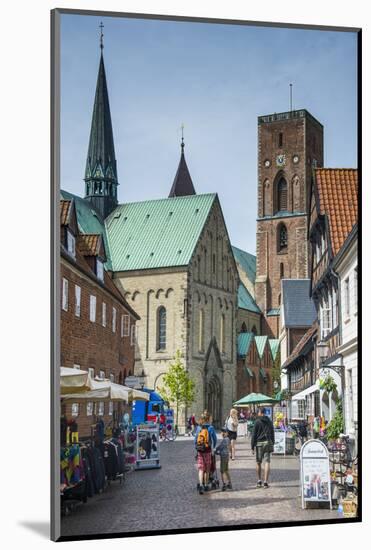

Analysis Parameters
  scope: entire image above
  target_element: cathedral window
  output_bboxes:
[157,307,166,351]
[251,325,257,335]
[278,223,288,252]
[212,254,216,274]
[277,177,288,211]
[220,314,225,354]
[278,132,283,147]
[198,309,205,352]
[240,322,247,333]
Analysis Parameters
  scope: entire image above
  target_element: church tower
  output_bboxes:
[255,109,324,337]
[168,132,196,197]
[84,24,118,219]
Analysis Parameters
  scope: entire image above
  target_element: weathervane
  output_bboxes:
[181,123,185,152]
[99,21,104,51]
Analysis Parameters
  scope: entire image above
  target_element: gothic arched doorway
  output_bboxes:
[206,375,222,428]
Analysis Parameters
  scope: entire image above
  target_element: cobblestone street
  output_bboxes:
[61,435,338,538]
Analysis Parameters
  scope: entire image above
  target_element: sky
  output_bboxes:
[60,14,357,255]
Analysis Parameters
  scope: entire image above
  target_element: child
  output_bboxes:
[194,412,217,494]
[215,428,232,491]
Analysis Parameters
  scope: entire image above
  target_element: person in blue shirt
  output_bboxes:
[194,412,217,494]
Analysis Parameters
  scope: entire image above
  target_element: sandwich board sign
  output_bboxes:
[273,430,286,454]
[300,439,332,509]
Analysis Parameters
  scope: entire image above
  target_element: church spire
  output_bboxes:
[168,126,196,198]
[84,22,118,219]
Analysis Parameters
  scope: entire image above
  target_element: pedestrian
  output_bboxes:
[251,406,275,489]
[226,408,239,460]
[215,427,232,491]
[191,413,197,435]
[194,412,217,495]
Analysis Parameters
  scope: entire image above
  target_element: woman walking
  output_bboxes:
[226,408,238,460]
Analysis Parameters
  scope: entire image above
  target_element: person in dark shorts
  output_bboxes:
[194,412,217,494]
[251,407,275,488]
[226,408,238,460]
[215,428,232,491]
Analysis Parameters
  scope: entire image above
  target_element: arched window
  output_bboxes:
[220,314,225,353]
[278,177,288,211]
[278,223,288,252]
[251,325,257,335]
[240,322,248,333]
[198,309,205,352]
[280,262,284,279]
[157,307,166,350]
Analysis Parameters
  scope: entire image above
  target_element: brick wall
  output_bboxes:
[61,257,137,438]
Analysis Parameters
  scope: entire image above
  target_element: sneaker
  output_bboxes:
[204,484,209,492]
[256,480,263,488]
[198,485,204,495]
[222,484,227,492]
[227,483,233,490]
[263,482,269,489]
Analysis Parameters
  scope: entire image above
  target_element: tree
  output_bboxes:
[158,350,195,428]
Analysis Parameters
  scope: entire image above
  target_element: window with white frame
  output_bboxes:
[297,400,305,419]
[89,295,96,322]
[86,402,93,416]
[332,286,337,328]
[88,367,94,379]
[102,302,106,327]
[122,314,130,337]
[62,278,68,311]
[67,230,76,258]
[71,403,79,417]
[112,307,117,333]
[321,295,331,339]
[354,267,358,313]
[75,285,81,317]
[96,259,104,281]
[99,370,105,380]
[344,277,350,318]
[98,402,104,416]
[108,401,113,416]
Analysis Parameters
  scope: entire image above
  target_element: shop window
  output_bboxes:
[98,402,104,416]
[86,402,93,416]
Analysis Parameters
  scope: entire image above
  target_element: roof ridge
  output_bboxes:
[115,192,217,209]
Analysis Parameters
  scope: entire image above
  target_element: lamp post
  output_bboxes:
[138,369,147,390]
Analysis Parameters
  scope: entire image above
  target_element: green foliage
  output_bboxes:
[326,400,344,441]
[319,374,337,394]
[271,349,281,398]
[158,350,195,426]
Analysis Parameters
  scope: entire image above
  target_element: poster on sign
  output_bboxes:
[135,425,161,470]
[273,430,286,454]
[300,439,332,509]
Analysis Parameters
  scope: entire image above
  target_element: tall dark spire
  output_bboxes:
[168,127,196,198]
[84,23,118,219]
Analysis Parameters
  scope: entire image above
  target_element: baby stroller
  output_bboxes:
[209,452,220,489]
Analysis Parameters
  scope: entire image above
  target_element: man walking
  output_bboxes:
[251,407,275,489]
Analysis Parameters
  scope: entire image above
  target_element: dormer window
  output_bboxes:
[96,259,104,281]
[67,230,76,258]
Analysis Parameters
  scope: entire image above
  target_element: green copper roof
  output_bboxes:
[237,282,261,313]
[267,308,280,316]
[232,245,256,284]
[269,339,280,361]
[61,190,112,270]
[237,332,254,357]
[255,335,268,358]
[105,193,217,272]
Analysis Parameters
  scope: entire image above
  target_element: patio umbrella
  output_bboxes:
[233,392,280,407]
[60,367,90,394]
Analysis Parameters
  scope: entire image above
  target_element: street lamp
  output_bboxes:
[138,369,147,390]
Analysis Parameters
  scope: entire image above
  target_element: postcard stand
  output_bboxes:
[135,424,161,470]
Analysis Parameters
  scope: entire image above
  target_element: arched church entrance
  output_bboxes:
[206,375,222,428]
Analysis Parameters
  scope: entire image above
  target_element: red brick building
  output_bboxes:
[255,109,324,337]
[60,199,140,437]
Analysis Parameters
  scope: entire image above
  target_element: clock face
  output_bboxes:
[264,159,271,168]
[293,154,299,164]
[276,154,286,167]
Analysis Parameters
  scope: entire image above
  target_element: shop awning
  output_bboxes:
[132,388,150,401]
[259,367,267,380]
[60,367,90,394]
[292,383,319,401]
[245,367,253,378]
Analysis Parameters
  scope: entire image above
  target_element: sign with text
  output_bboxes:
[135,425,161,470]
[300,439,332,509]
[273,430,286,454]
